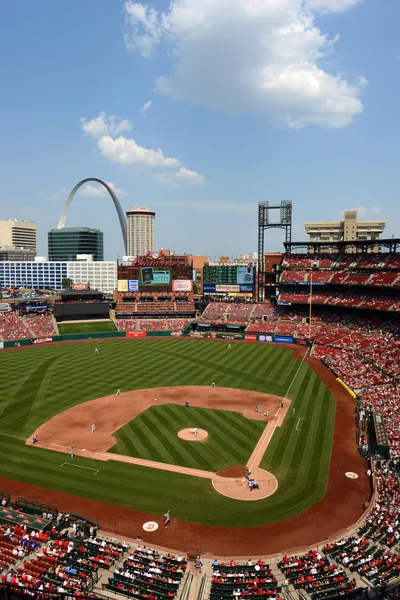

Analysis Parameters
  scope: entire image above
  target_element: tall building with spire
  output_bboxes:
[126,206,155,256]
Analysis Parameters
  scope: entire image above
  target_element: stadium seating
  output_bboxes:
[25,316,56,337]
[103,545,187,600]
[0,313,32,341]
[116,319,191,332]
[210,559,280,600]
[278,550,363,599]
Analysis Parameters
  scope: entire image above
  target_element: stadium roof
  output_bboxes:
[284,237,400,254]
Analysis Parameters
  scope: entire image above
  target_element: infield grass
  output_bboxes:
[57,321,117,334]
[110,405,265,471]
[0,338,335,526]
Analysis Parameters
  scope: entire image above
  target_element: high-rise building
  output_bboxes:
[48,227,104,261]
[0,220,36,252]
[126,206,155,256]
[304,211,386,245]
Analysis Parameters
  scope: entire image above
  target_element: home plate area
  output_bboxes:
[212,466,278,501]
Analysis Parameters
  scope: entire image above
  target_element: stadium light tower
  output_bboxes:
[257,201,292,302]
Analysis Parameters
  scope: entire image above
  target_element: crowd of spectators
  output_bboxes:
[103,545,187,599]
[278,550,363,599]
[116,319,191,332]
[210,558,281,599]
[0,313,32,341]
[25,316,56,338]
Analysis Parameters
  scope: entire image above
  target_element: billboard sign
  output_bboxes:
[240,285,253,292]
[172,279,192,292]
[72,283,88,291]
[140,267,171,286]
[126,331,146,338]
[215,284,240,293]
[237,266,254,285]
[203,283,216,293]
[128,280,139,292]
[258,335,273,343]
[117,280,128,292]
[244,334,257,341]
[25,304,49,312]
[274,335,294,344]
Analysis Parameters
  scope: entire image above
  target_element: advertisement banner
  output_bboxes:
[128,280,139,292]
[258,335,273,343]
[126,331,146,338]
[0,342,4,349]
[274,335,294,344]
[25,304,49,312]
[244,334,257,341]
[72,283,88,291]
[203,283,216,293]
[237,266,254,285]
[33,337,52,345]
[215,284,240,293]
[172,280,193,292]
[140,268,171,286]
[118,279,128,292]
[240,285,253,292]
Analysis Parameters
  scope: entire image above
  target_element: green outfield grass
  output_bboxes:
[0,339,336,526]
[57,320,117,334]
[110,404,265,471]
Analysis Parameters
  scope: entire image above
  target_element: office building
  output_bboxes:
[0,220,36,252]
[305,210,386,245]
[0,260,116,292]
[48,227,104,261]
[0,246,36,261]
[126,206,155,256]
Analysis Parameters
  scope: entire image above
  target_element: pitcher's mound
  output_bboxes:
[178,428,208,441]
[212,467,278,501]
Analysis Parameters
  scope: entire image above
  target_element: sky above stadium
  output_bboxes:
[0,0,399,259]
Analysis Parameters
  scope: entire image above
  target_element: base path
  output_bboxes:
[12,345,371,557]
[29,387,286,501]
[29,387,285,453]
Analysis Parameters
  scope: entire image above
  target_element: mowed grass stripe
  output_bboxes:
[0,339,337,526]
[144,407,210,469]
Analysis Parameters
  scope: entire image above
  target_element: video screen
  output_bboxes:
[140,267,171,286]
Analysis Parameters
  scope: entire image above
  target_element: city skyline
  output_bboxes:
[0,0,399,259]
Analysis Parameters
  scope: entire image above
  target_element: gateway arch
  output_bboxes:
[58,178,127,254]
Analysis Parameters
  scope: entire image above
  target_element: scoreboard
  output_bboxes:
[203,266,254,294]
[203,266,238,285]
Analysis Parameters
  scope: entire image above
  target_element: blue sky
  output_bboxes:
[0,0,399,259]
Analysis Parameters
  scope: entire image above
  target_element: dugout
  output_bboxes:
[372,412,390,459]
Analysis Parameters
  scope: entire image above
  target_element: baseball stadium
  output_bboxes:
[0,237,399,600]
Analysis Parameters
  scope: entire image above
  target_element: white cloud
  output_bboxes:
[124,2,162,57]
[81,111,204,180]
[370,206,381,215]
[155,167,205,186]
[307,0,362,13]
[97,135,181,168]
[139,100,152,113]
[80,112,133,138]
[124,0,366,128]
[355,205,368,216]
[78,181,127,198]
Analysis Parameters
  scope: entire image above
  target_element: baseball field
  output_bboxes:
[0,338,338,531]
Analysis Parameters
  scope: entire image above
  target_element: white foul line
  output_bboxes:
[0,432,26,441]
[295,418,305,431]
[60,462,99,475]
[283,347,310,402]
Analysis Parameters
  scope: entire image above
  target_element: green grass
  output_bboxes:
[57,321,117,334]
[110,405,265,471]
[0,339,336,526]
